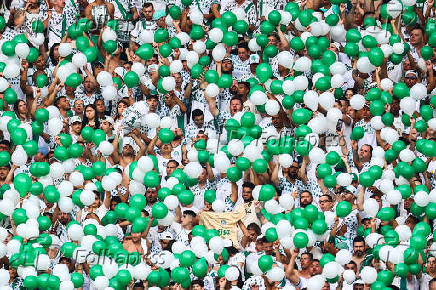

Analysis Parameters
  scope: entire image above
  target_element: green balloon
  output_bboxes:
[144,171,160,187]
[233,20,249,34]
[103,40,118,54]
[11,128,27,145]
[159,43,172,58]
[223,31,238,47]
[4,88,17,104]
[311,219,328,234]
[2,41,15,56]
[136,43,154,60]
[336,201,352,217]
[217,74,233,88]
[227,167,242,182]
[259,184,276,201]
[256,34,269,47]
[43,185,60,203]
[14,173,32,197]
[298,9,314,26]
[190,25,205,40]
[258,254,273,272]
[317,163,332,179]
[35,74,48,88]
[346,29,362,43]
[178,189,194,205]
[158,128,175,144]
[369,47,385,66]
[402,10,417,26]
[377,207,396,221]
[260,21,275,34]
[268,10,282,26]
[83,47,98,63]
[265,227,278,242]
[290,37,305,51]
[180,250,196,267]
[152,202,168,219]
[293,232,309,248]
[352,127,365,140]
[124,71,139,88]
[65,73,83,88]
[0,16,5,31]
[256,63,272,83]
[75,36,90,51]
[295,140,312,156]
[0,151,10,167]
[191,64,204,79]
[154,28,169,43]
[292,108,312,124]
[192,258,208,278]
[344,43,359,57]
[169,5,181,19]
[37,215,52,231]
[252,158,268,173]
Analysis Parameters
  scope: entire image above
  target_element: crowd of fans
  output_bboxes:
[0,0,434,289]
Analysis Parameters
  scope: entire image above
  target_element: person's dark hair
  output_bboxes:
[230,96,243,105]
[430,278,436,288]
[300,190,312,197]
[0,140,10,148]
[411,25,425,35]
[346,260,357,267]
[226,246,239,256]
[247,223,261,235]
[82,104,100,128]
[192,109,204,119]
[320,194,333,202]
[237,42,249,51]
[49,43,60,66]
[54,96,66,107]
[114,99,129,121]
[146,94,158,101]
[363,144,373,156]
[301,252,313,260]
[183,210,196,218]
[168,160,179,167]
[353,236,365,245]
[144,2,153,9]
[191,280,204,288]
[242,181,255,190]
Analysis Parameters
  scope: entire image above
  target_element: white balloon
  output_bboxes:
[186,51,199,65]
[277,51,293,68]
[80,189,95,206]
[276,220,291,238]
[265,99,280,116]
[278,154,293,168]
[330,62,347,75]
[225,266,239,281]
[209,236,224,254]
[97,71,113,86]
[212,45,226,61]
[169,60,183,73]
[131,62,146,76]
[48,118,63,136]
[205,83,220,98]
[184,161,202,178]
[336,249,352,265]
[69,171,84,186]
[139,30,154,43]
[162,77,176,91]
[266,267,285,282]
[343,269,356,284]
[145,113,160,128]
[294,75,309,91]
[380,78,393,91]
[410,83,427,100]
[415,191,429,207]
[11,146,27,167]
[58,197,73,213]
[49,162,65,180]
[248,38,261,52]
[0,77,8,92]
[102,28,117,42]
[330,74,344,89]
[3,63,20,78]
[387,0,403,18]
[330,25,346,42]
[193,41,206,54]
[282,80,295,95]
[212,199,225,212]
[72,53,87,68]
[392,42,404,54]
[303,90,319,111]
[250,90,268,105]
[395,225,412,242]
[293,57,312,72]
[102,85,117,101]
[98,140,114,156]
[209,28,223,43]
[227,139,244,156]
[361,266,377,284]
[400,97,416,115]
[189,9,204,25]
[323,261,340,279]
[307,275,325,290]
[364,198,379,217]
[58,43,72,57]
[15,43,30,59]
[279,194,294,210]
[94,276,109,289]
[356,57,375,74]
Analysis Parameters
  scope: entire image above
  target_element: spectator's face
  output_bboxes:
[143,6,154,20]
[146,188,158,203]
[300,191,313,206]
[0,167,9,179]
[166,161,177,176]
[74,100,84,114]
[198,168,207,182]
[131,232,141,242]
[353,241,365,257]
[35,55,45,70]
[427,257,436,273]
[353,284,364,290]
[300,254,312,269]
[66,85,75,95]
[59,212,70,225]
[271,115,282,129]
[242,186,253,201]
[358,145,371,161]
[100,121,112,133]
[222,60,233,73]
[310,261,322,275]
[319,196,333,212]
[342,190,355,203]
[410,29,423,46]
[60,97,71,111]
[84,78,95,92]
[95,100,105,113]
[405,73,418,88]
[230,99,242,115]
[193,114,204,128]
[248,229,257,241]
[14,12,25,26]
[237,48,249,61]
[122,144,134,156]
[54,0,65,8]
[146,98,158,112]
[181,214,193,227]
[321,281,330,290]
[118,102,127,115]
[345,89,353,100]
[192,284,203,290]
[263,242,273,255]
[17,100,26,114]
[173,73,182,86]
[267,36,277,46]
[344,262,357,273]
[85,106,95,119]
[72,122,82,134]
[237,83,248,96]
